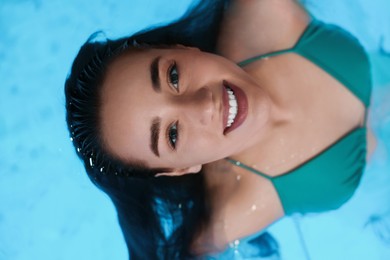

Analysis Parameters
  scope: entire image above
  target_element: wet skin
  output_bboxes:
[100,46,275,173]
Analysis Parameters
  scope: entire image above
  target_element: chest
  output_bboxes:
[243,53,366,177]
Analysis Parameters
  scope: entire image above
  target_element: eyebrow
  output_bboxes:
[150,117,161,157]
[150,56,161,93]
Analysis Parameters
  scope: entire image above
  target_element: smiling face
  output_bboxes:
[100,46,271,172]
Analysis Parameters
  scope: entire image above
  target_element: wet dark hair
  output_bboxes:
[65,0,279,258]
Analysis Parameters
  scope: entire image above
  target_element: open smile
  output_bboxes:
[222,80,248,135]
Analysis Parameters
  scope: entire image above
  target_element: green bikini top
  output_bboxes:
[227,19,372,215]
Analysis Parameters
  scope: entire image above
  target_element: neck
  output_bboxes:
[235,62,299,155]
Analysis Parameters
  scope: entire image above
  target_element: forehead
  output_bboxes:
[101,47,174,94]
[99,49,158,164]
[106,48,151,80]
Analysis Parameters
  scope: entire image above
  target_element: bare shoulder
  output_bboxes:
[194,160,284,255]
[217,0,310,62]
[221,165,284,242]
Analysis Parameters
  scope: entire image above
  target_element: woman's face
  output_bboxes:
[100,46,271,172]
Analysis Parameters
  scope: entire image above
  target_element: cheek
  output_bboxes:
[183,131,226,163]
[187,55,225,82]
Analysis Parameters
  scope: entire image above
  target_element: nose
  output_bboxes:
[175,87,214,126]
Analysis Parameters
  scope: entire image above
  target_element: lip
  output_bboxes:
[222,80,248,135]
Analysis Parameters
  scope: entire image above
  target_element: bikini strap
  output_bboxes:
[225,158,273,180]
[237,48,294,67]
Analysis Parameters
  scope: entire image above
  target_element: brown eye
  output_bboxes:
[168,121,178,149]
[168,62,179,91]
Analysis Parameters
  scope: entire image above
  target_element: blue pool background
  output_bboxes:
[0,0,389,259]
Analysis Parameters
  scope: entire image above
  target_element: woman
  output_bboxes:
[65,0,373,258]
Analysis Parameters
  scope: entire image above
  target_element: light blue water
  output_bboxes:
[0,0,389,259]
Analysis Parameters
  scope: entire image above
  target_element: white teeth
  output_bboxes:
[225,86,238,128]
[229,107,237,114]
[229,99,237,107]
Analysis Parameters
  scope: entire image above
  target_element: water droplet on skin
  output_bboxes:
[251,204,257,211]
[236,175,241,181]
[234,240,240,246]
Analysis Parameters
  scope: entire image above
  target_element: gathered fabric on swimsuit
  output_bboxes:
[227,19,372,215]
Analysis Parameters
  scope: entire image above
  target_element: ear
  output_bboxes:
[155,164,202,177]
